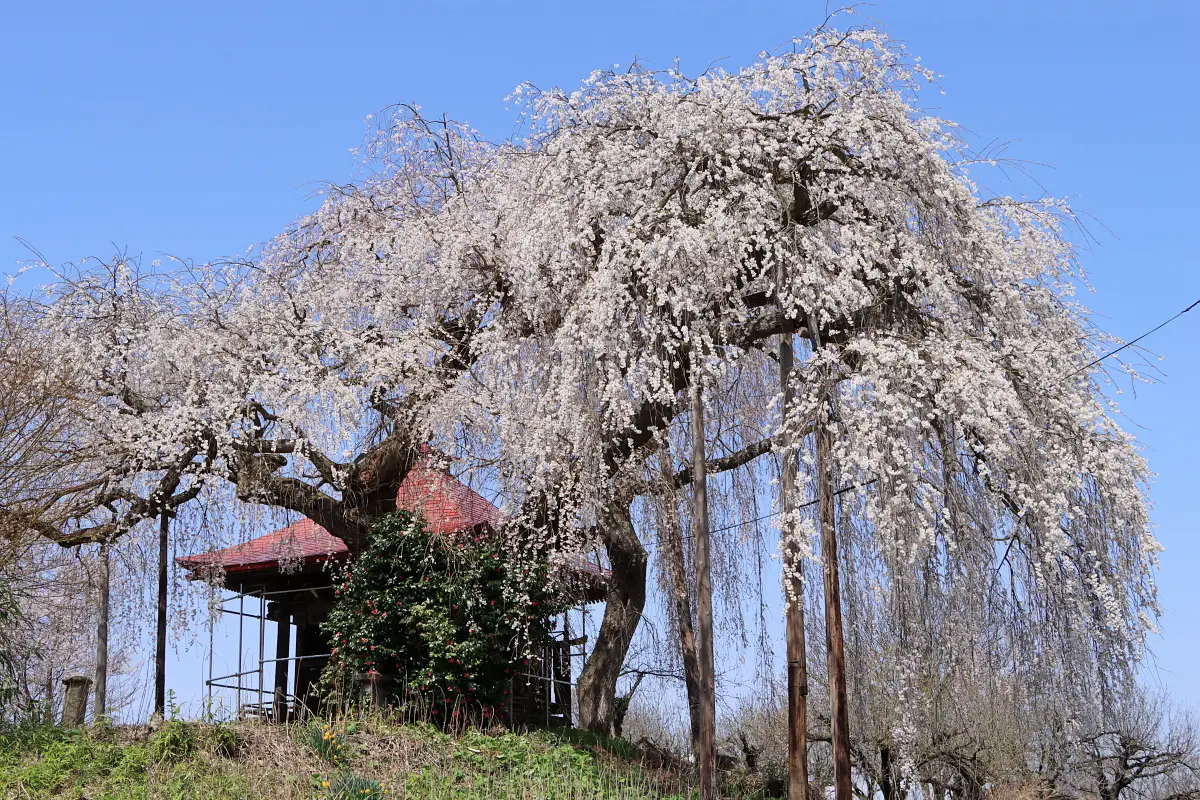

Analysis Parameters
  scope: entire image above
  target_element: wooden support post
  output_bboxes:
[207,589,215,714]
[658,448,702,753]
[779,334,810,799]
[808,312,851,800]
[94,541,110,722]
[154,509,169,719]
[272,604,291,723]
[691,375,717,799]
[257,594,266,716]
[237,586,245,714]
[817,395,852,800]
[561,613,573,724]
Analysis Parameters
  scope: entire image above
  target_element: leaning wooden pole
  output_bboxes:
[809,314,852,800]
[155,508,169,719]
[94,540,110,721]
[778,333,810,799]
[690,373,717,799]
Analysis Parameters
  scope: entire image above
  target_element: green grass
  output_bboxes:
[0,719,701,799]
[0,720,251,800]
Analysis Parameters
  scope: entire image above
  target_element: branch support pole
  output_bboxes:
[155,508,169,719]
[808,313,852,800]
[779,332,810,799]
[94,541,110,721]
[658,448,702,752]
[690,370,717,799]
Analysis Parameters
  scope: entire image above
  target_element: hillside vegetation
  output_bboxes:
[0,717,711,800]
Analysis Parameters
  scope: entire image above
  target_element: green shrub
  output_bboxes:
[2,734,149,798]
[0,719,74,761]
[0,719,695,799]
[151,762,250,799]
[150,719,197,761]
[201,722,241,758]
[320,511,564,721]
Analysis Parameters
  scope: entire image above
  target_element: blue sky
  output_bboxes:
[4,0,1198,713]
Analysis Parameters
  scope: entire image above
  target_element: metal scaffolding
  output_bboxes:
[202,584,590,726]
[203,583,333,721]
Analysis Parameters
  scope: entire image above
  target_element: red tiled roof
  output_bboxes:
[395,453,502,535]
[177,452,503,574]
[176,517,346,574]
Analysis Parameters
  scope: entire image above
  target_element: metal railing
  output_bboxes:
[204,583,336,720]
[202,585,592,727]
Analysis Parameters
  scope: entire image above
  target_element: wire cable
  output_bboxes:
[707,479,877,535]
[669,295,1200,540]
[1070,298,1200,377]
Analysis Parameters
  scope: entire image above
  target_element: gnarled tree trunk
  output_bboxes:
[577,495,646,736]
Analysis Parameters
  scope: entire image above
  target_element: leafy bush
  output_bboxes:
[0,719,74,762]
[401,728,678,798]
[150,719,197,761]
[202,723,241,759]
[320,511,563,719]
[0,733,149,797]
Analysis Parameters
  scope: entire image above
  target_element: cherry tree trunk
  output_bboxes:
[691,378,717,799]
[576,498,647,736]
[879,745,895,800]
[779,334,811,799]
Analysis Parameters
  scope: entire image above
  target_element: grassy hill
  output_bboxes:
[0,717,710,799]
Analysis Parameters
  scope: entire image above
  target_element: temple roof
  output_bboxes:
[175,453,609,601]
[177,452,504,575]
[176,517,345,575]
[395,452,503,535]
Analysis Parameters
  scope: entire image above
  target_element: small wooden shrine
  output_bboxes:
[177,451,606,725]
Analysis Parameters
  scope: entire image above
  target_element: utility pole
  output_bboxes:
[808,312,852,800]
[691,371,717,799]
[94,540,110,721]
[817,410,851,800]
[658,449,702,753]
[779,332,810,800]
[155,508,169,719]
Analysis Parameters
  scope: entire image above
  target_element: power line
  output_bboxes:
[680,479,877,538]
[669,295,1200,540]
[1070,298,1200,377]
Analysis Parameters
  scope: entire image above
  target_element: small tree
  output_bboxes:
[1069,693,1200,800]
[320,511,562,722]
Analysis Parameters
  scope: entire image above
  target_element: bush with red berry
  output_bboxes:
[319,511,562,720]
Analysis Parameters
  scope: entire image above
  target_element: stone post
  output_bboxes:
[61,675,93,727]
[356,671,384,711]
